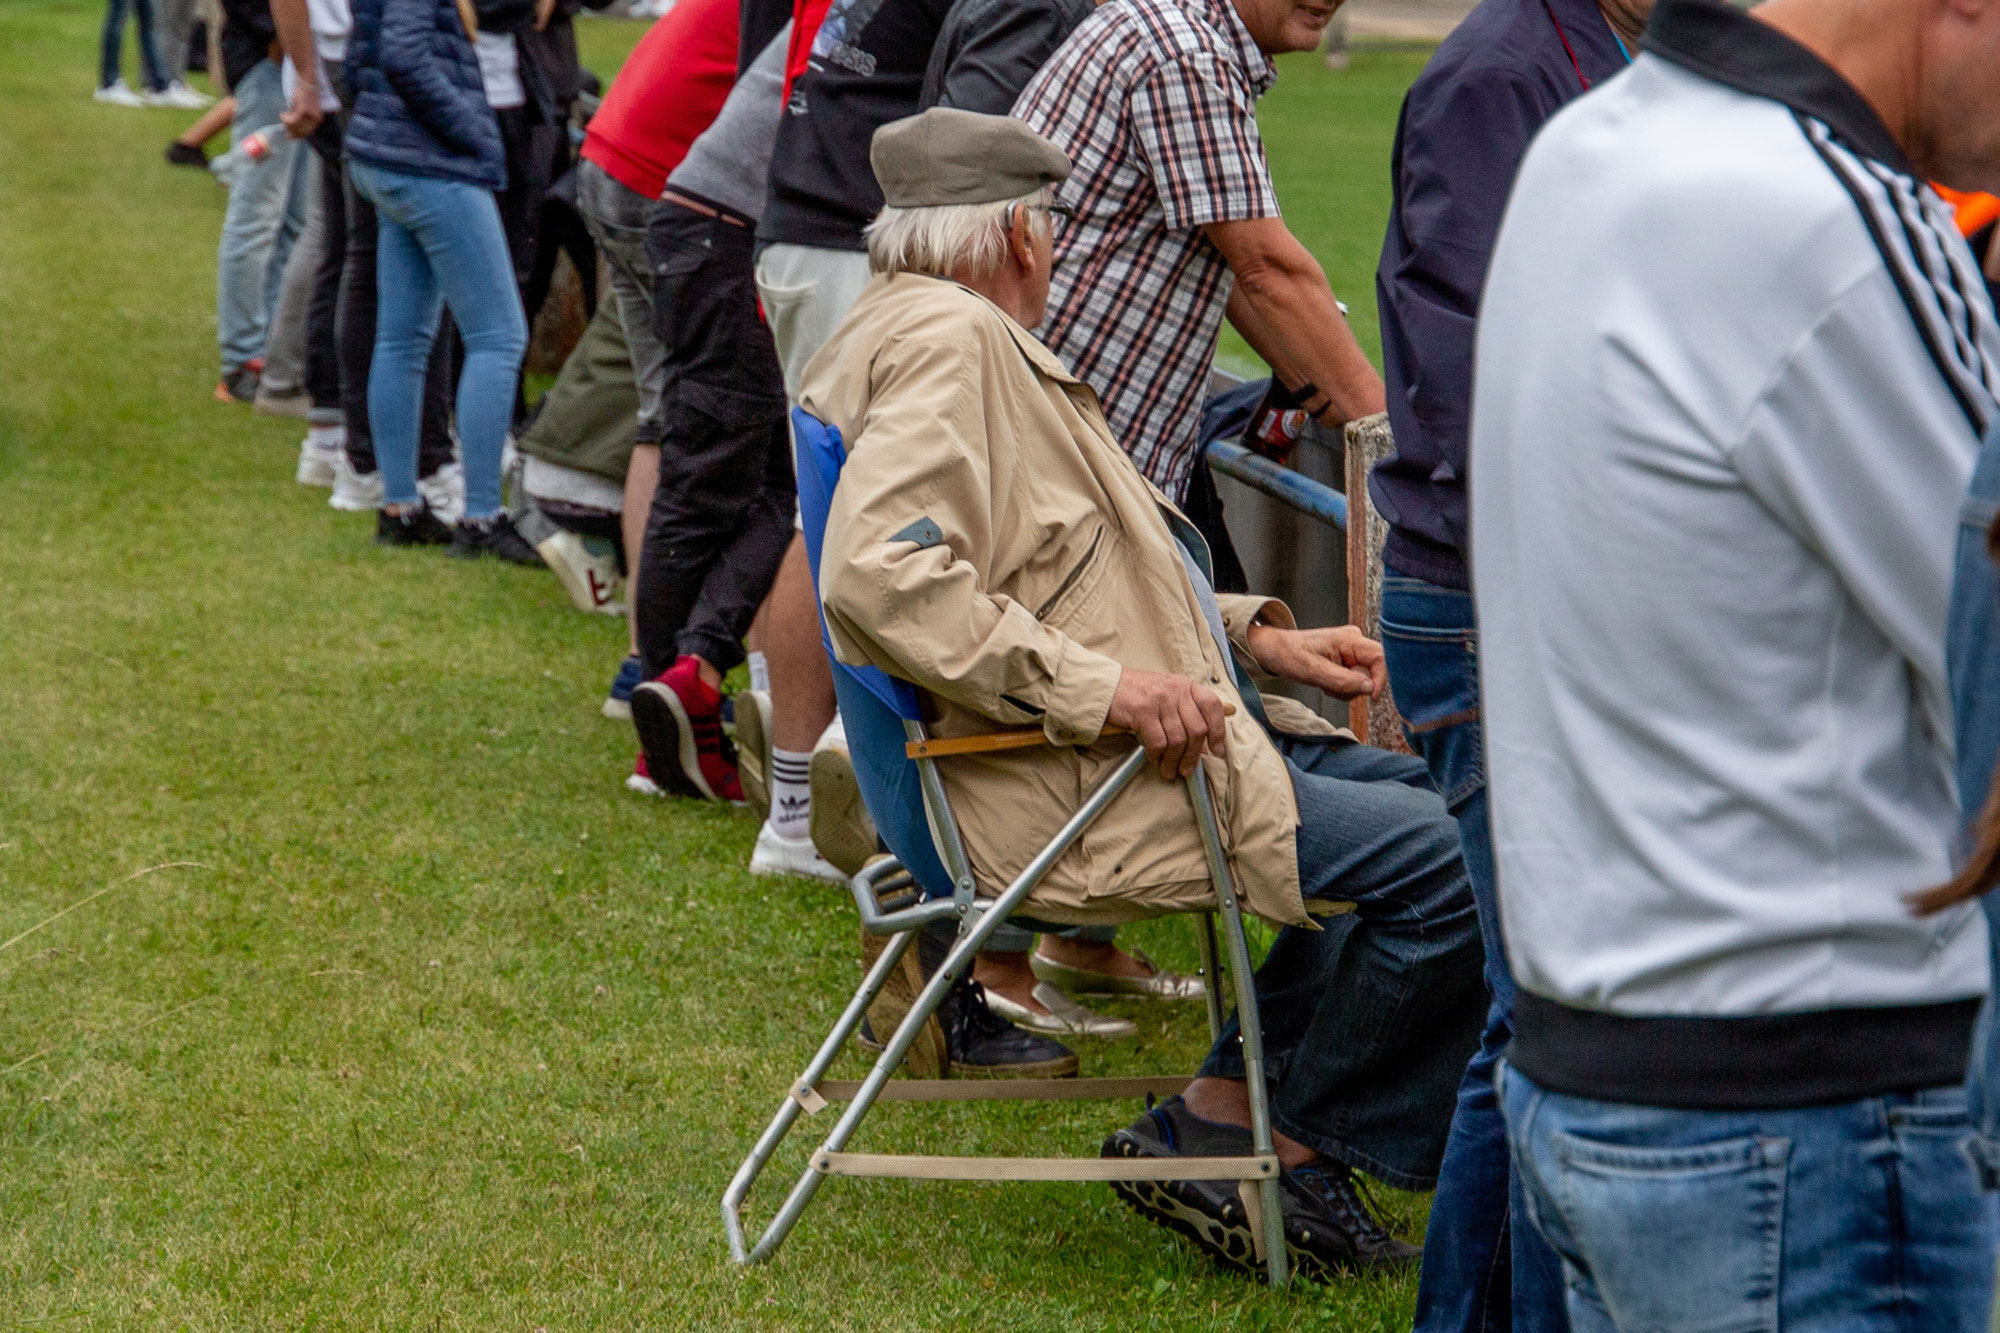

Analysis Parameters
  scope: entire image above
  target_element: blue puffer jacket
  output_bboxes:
[346,0,506,189]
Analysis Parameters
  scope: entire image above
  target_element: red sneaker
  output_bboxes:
[625,751,664,797]
[630,657,744,803]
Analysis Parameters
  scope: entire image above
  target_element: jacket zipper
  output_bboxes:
[1035,529,1105,620]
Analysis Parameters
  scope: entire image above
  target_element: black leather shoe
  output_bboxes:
[942,978,1078,1078]
[449,513,543,565]
[375,502,453,547]
[1280,1161,1421,1279]
[1102,1096,1262,1274]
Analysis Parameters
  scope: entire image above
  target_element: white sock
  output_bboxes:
[747,650,771,694]
[769,747,812,841]
[306,423,346,450]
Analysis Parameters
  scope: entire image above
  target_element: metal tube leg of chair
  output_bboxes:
[725,926,920,1264]
[1188,766,1290,1289]
[1196,911,1226,1042]
[754,748,1154,1262]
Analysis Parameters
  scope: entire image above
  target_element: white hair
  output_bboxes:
[864,186,1055,279]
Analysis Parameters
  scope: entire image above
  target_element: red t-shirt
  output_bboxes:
[581,0,743,200]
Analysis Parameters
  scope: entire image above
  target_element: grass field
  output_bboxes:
[0,5,1432,1326]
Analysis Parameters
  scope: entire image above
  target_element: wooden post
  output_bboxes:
[1344,415,1412,753]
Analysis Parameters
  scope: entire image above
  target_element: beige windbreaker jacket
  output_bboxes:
[802,272,1337,928]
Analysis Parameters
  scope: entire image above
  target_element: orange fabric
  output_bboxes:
[1936,186,2000,238]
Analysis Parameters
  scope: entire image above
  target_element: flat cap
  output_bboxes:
[870,108,1071,208]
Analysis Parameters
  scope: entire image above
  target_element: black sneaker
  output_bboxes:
[375,502,453,547]
[214,365,259,404]
[165,140,208,168]
[942,977,1079,1079]
[1280,1161,1420,1280]
[449,513,543,565]
[1102,1096,1263,1274]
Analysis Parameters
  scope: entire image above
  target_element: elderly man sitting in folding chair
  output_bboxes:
[802,108,1486,1277]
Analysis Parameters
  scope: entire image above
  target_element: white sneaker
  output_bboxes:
[148,80,212,109]
[295,434,341,488]
[328,448,385,512]
[750,821,848,885]
[810,713,877,878]
[416,461,465,525]
[94,80,146,107]
[538,529,626,615]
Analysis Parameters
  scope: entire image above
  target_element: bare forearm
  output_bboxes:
[1232,258,1383,424]
[1223,285,1301,386]
[270,0,316,89]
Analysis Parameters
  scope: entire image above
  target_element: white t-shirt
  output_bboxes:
[474,31,524,110]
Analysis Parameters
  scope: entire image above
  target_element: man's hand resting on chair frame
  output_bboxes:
[1106,670,1231,779]
[1107,627,1384,778]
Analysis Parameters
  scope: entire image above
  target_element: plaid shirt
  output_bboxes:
[1013,0,1280,498]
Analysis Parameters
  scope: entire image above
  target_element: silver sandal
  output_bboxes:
[983,982,1138,1038]
[1030,948,1206,1000]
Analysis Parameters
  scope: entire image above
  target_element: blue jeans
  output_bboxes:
[216,59,307,374]
[99,0,166,91]
[349,161,526,520]
[1198,733,1486,1188]
[1946,420,2000,1187]
[1381,574,1567,1333]
[1501,1063,1996,1333]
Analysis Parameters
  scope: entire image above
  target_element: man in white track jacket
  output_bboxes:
[1470,0,2000,1325]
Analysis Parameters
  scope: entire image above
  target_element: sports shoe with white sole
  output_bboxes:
[295,426,344,488]
[417,461,465,525]
[630,658,742,803]
[626,752,664,796]
[604,655,643,721]
[94,80,146,106]
[328,449,385,511]
[749,820,847,884]
[810,713,877,877]
[538,528,625,615]
[148,80,213,109]
[733,688,774,823]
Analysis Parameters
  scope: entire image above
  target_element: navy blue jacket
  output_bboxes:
[1369,0,1627,589]
[346,0,507,190]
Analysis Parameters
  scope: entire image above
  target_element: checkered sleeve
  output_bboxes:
[1127,54,1280,230]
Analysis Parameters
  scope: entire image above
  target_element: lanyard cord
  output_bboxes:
[1549,3,1635,92]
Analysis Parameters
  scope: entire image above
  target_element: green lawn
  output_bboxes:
[0,6,1431,1326]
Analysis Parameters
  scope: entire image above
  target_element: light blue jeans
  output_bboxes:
[348,161,526,521]
[215,58,306,375]
[1944,417,2000,1188]
[1501,1062,1996,1333]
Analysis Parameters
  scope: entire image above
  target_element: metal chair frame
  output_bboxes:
[722,717,1292,1288]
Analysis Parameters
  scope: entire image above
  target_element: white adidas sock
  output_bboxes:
[769,747,812,841]
[747,650,771,694]
[305,422,347,451]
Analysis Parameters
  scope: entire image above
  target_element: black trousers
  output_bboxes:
[304,117,346,414]
[633,202,794,679]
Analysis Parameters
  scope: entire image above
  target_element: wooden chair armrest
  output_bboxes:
[902,705,1234,760]
[905,727,1126,759]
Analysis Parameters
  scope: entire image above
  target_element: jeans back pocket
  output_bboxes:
[1552,1130,1789,1333]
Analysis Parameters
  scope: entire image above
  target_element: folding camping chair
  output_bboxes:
[720,409,1292,1287]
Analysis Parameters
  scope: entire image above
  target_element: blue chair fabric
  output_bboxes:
[791,408,955,900]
